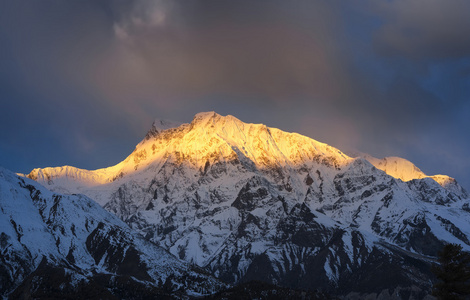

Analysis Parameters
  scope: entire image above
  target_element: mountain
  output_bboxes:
[0,167,224,298]
[25,112,470,298]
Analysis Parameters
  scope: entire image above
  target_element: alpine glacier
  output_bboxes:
[25,112,470,298]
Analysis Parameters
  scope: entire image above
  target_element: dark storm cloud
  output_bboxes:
[370,0,470,59]
[0,0,469,189]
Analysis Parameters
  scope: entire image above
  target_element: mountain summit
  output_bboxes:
[28,112,461,192]
[25,112,470,298]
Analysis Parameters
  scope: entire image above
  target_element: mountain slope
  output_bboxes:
[0,167,224,298]
[25,112,470,297]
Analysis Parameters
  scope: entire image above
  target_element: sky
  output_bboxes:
[1,0,470,190]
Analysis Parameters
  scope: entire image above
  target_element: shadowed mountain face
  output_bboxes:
[25,112,470,298]
[0,167,224,298]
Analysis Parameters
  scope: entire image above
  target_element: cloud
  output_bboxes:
[370,0,470,60]
[70,0,358,126]
[112,0,174,42]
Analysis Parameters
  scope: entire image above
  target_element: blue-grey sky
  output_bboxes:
[1,0,470,189]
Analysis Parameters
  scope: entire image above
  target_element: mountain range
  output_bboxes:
[0,166,224,298]
[3,112,470,299]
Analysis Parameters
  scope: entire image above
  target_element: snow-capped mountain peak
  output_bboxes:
[21,112,470,298]
[26,112,461,194]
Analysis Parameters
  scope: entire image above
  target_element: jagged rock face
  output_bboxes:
[0,168,224,298]
[25,112,470,297]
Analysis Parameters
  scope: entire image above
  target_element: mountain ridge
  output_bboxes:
[26,112,461,194]
[0,166,225,297]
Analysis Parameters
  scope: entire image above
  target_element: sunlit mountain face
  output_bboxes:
[27,112,461,193]
[18,112,470,298]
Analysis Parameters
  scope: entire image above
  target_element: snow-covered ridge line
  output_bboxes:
[24,111,458,190]
[358,154,465,193]
[27,165,111,185]
[24,111,352,186]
